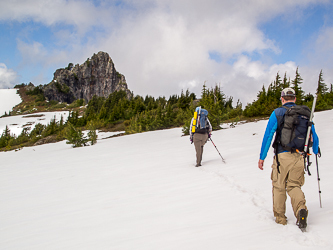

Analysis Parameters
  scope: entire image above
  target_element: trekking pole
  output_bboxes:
[209,138,226,163]
[302,95,317,175]
[303,95,322,208]
[316,152,322,208]
[304,95,317,154]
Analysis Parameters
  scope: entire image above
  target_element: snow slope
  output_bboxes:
[1,99,333,248]
[0,89,22,116]
[0,111,70,137]
[0,88,70,136]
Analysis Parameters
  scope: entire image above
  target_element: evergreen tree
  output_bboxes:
[42,116,58,137]
[16,127,30,145]
[30,123,45,137]
[65,122,87,147]
[30,123,46,143]
[0,126,12,148]
[87,120,98,145]
[243,85,270,117]
[303,93,314,104]
[178,90,192,110]
[228,99,242,119]
[59,115,65,130]
[316,70,328,96]
[2,125,10,137]
[282,72,290,89]
[168,94,178,107]
[165,102,174,127]
[201,82,208,100]
[85,96,105,120]
[198,84,225,129]
[273,72,283,100]
[291,67,305,105]
[315,70,331,111]
[133,95,146,114]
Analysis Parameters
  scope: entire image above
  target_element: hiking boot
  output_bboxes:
[195,163,202,167]
[297,209,308,231]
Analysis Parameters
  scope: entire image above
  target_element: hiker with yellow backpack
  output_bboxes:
[190,107,212,167]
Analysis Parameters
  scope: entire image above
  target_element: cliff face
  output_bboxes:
[43,51,131,104]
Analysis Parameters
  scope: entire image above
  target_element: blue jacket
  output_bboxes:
[259,102,319,160]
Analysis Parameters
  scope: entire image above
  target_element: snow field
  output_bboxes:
[0,89,22,116]
[1,88,333,249]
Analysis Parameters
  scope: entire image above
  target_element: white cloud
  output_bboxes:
[0,0,112,34]
[17,40,48,64]
[317,27,333,50]
[1,0,332,104]
[17,39,73,68]
[309,26,333,66]
[212,57,298,105]
[300,25,333,94]
[92,1,303,103]
[0,63,19,89]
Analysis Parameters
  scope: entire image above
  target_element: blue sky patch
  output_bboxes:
[209,51,222,63]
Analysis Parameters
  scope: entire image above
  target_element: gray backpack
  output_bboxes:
[279,105,312,152]
[273,105,312,173]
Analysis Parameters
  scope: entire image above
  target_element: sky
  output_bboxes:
[0,0,333,105]
[1,90,333,249]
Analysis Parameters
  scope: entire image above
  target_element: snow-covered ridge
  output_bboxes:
[0,88,22,116]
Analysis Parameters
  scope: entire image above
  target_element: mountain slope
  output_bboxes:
[0,89,22,116]
[1,109,332,249]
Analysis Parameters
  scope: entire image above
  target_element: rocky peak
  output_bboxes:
[43,51,131,104]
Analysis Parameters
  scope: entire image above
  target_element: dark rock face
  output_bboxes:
[43,51,131,104]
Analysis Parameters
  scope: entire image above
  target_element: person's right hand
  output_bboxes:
[258,159,264,170]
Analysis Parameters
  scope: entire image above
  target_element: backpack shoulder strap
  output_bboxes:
[272,106,290,174]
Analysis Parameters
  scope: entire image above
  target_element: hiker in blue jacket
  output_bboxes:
[258,88,319,230]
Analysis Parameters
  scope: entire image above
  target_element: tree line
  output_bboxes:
[1,68,332,151]
[243,68,333,117]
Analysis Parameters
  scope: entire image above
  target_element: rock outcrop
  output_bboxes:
[43,51,131,104]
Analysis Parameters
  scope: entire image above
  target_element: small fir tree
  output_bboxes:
[87,121,98,145]
[65,122,87,148]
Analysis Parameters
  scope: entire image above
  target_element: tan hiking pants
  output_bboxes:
[271,152,307,223]
[193,133,208,165]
